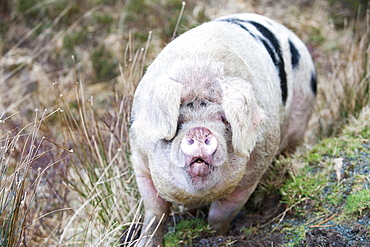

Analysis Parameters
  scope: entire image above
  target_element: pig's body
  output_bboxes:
[129,13,316,246]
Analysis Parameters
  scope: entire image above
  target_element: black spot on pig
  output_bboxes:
[247,21,287,105]
[217,18,256,38]
[311,72,317,96]
[289,39,300,69]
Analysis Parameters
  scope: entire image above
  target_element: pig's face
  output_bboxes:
[149,99,250,204]
[131,62,265,204]
[170,101,229,189]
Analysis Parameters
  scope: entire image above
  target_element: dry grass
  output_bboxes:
[0,0,369,246]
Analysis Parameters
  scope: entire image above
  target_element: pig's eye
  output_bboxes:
[186,102,194,108]
[200,101,207,107]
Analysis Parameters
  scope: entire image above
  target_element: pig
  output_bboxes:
[129,13,316,246]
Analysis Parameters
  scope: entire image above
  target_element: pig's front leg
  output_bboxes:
[208,179,259,234]
[208,150,272,234]
[135,170,170,247]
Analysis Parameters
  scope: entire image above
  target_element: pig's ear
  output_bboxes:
[221,79,265,157]
[131,78,183,142]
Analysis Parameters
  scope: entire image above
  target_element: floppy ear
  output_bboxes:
[220,78,264,157]
[131,77,183,142]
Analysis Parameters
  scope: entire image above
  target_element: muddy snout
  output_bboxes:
[181,127,219,177]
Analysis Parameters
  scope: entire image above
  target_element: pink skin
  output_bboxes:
[208,185,255,233]
[131,152,171,247]
[135,171,170,247]
[181,127,219,181]
[207,149,271,233]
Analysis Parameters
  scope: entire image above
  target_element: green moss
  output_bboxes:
[303,135,366,164]
[280,166,328,215]
[353,126,370,142]
[280,114,370,222]
[240,226,257,236]
[164,218,214,247]
[344,189,370,215]
[282,224,306,247]
[325,182,346,206]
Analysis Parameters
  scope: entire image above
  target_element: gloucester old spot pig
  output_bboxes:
[129,13,317,246]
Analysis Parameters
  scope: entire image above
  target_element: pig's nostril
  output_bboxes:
[188,138,194,145]
[205,138,211,145]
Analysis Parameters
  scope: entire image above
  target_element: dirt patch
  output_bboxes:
[303,226,370,247]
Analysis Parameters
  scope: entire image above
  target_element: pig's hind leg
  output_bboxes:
[281,71,316,153]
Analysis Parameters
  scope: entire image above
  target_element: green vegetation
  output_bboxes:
[303,133,368,164]
[328,0,369,27]
[164,218,214,246]
[282,126,369,217]
[125,0,208,43]
[277,109,370,245]
[345,189,370,215]
[91,45,119,81]
[240,226,258,237]
[280,166,328,216]
[63,27,89,51]
[282,225,306,247]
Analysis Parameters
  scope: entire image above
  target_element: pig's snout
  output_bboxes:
[181,127,218,160]
[181,127,219,179]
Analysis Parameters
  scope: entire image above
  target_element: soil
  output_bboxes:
[189,200,370,247]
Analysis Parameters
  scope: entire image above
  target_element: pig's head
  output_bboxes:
[130,64,265,204]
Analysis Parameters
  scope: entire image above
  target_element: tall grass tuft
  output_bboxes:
[0,109,69,246]
[53,42,148,245]
[313,3,370,138]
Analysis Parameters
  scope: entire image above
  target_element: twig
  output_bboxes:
[172,2,186,40]
[310,224,335,228]
[310,213,338,228]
